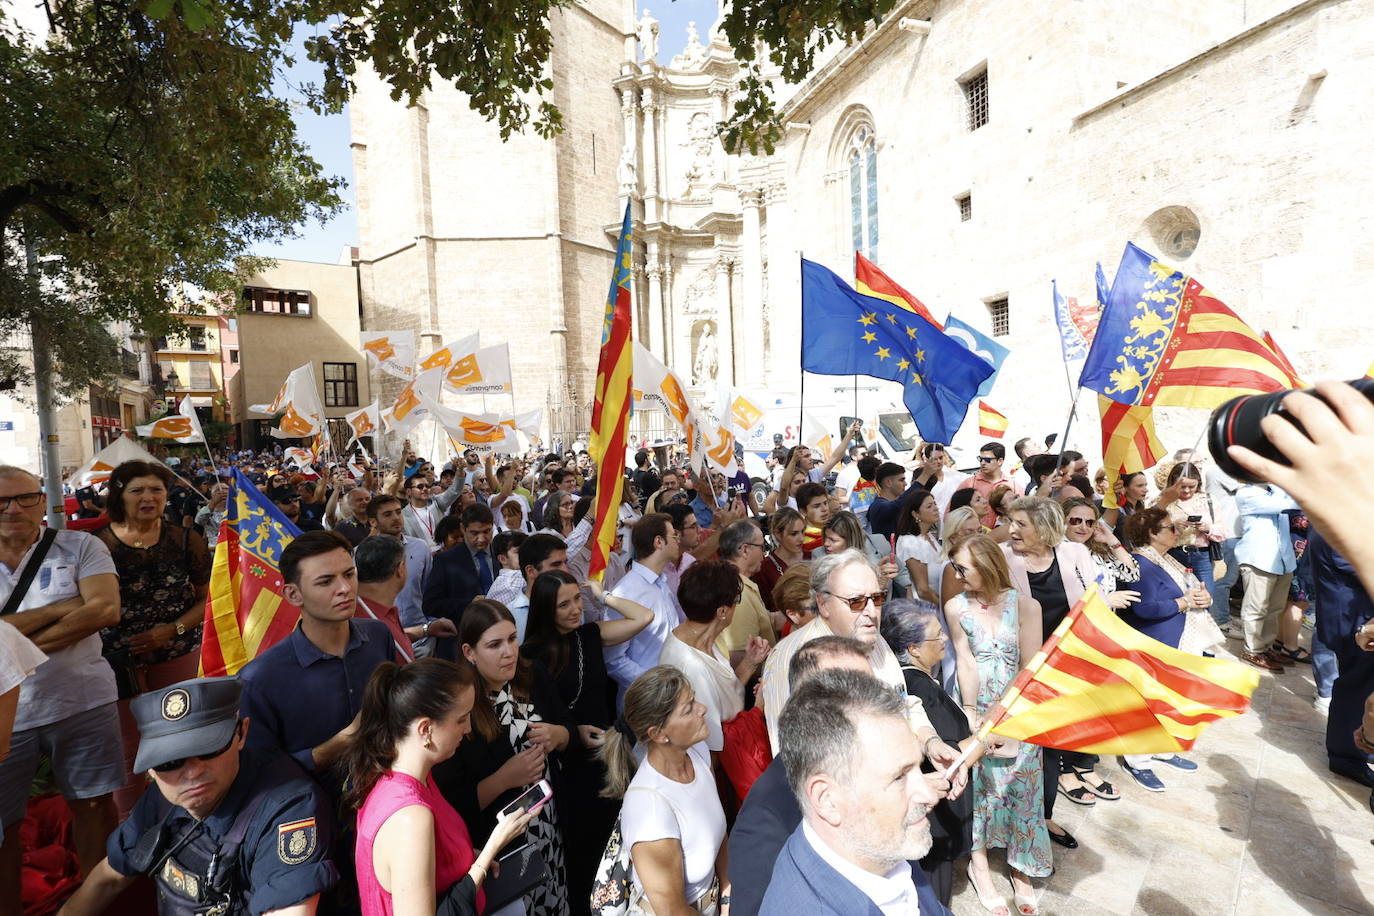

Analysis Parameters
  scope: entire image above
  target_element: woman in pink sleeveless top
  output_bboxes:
[343,658,535,915]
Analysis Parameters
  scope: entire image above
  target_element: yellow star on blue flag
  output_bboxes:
[800,258,993,443]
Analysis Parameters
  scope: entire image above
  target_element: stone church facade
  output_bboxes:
[351,0,1373,452]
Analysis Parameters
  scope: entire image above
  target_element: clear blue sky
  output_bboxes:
[252,2,721,265]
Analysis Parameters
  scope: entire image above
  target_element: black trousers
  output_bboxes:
[1328,644,1374,775]
[1042,749,1099,819]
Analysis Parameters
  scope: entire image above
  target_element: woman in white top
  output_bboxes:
[894,488,941,604]
[0,622,46,847]
[657,561,769,753]
[600,666,729,915]
[937,507,984,606]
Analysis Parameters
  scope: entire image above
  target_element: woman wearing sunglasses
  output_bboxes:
[1060,497,1140,610]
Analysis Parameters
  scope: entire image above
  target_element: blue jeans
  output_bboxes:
[1312,631,1337,698]
[1214,538,1241,624]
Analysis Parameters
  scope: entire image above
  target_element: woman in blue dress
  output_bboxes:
[946,533,1052,916]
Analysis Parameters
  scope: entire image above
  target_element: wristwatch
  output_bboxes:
[174,621,187,636]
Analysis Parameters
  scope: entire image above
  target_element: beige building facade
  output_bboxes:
[229,257,371,447]
[349,0,1374,458]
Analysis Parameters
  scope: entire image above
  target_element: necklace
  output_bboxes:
[566,629,585,710]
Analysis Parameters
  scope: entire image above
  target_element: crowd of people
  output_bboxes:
[0,396,1370,916]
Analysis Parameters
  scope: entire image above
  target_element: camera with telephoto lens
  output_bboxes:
[1206,378,1374,483]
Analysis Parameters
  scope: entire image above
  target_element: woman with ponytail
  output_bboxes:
[599,666,729,916]
[345,657,535,916]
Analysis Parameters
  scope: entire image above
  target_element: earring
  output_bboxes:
[423,735,436,751]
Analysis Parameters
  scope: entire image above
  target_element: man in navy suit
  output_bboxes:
[421,502,495,658]
[1309,528,1374,795]
[760,669,951,916]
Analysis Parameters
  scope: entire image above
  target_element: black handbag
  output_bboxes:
[482,842,550,912]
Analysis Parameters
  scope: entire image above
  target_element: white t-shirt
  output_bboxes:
[930,471,970,515]
[658,635,743,752]
[621,743,726,904]
[895,532,942,600]
[833,462,861,497]
[1,530,117,730]
[0,620,46,697]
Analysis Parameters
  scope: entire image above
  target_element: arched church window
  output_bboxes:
[847,126,879,260]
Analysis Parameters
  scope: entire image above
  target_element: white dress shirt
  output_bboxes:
[604,562,685,699]
[801,820,921,915]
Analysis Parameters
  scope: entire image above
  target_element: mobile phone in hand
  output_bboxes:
[499,779,552,820]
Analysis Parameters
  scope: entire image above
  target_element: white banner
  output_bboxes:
[69,438,173,489]
[135,395,205,444]
[343,401,381,445]
[360,330,416,380]
[249,363,325,439]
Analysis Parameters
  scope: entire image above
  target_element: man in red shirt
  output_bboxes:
[956,441,1015,527]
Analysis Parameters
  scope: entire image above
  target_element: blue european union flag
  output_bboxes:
[943,314,1009,397]
[801,259,992,444]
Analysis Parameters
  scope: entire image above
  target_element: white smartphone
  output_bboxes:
[498,779,552,820]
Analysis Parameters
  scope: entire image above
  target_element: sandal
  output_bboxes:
[1056,772,1097,806]
[1275,641,1312,663]
[1012,884,1041,916]
[1073,766,1120,801]
[967,864,1010,916]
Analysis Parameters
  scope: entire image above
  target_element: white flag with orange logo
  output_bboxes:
[360,330,416,380]
[715,387,767,438]
[343,401,381,445]
[435,409,520,454]
[446,343,513,395]
[249,364,325,439]
[416,333,481,392]
[69,437,173,489]
[284,447,314,469]
[136,395,205,444]
[511,409,542,439]
[703,424,739,476]
[389,368,444,437]
[634,343,710,472]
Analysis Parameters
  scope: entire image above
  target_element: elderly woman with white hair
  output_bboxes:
[880,599,975,907]
[1002,495,1111,849]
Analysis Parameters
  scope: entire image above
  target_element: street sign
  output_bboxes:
[0,421,13,431]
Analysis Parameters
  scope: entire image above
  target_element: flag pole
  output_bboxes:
[798,255,806,442]
[1052,388,1081,475]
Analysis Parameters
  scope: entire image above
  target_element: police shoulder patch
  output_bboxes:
[276,817,317,865]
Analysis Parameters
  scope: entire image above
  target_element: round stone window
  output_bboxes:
[1141,206,1201,260]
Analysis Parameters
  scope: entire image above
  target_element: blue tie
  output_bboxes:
[477,551,493,592]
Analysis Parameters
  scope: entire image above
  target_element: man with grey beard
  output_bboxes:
[760,668,952,916]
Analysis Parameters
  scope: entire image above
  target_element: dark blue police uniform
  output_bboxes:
[106,748,338,915]
[1309,529,1374,785]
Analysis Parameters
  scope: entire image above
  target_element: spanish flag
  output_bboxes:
[1098,395,1164,510]
[979,586,1259,754]
[977,401,1008,438]
[854,252,942,329]
[588,205,634,582]
[199,470,303,676]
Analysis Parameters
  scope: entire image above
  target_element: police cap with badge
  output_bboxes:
[117,677,338,915]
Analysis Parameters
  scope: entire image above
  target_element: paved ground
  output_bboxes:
[948,634,1374,916]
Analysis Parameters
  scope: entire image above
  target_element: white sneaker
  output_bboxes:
[1313,695,1331,715]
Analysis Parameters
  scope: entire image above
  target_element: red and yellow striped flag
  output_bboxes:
[1260,331,1308,388]
[854,252,942,329]
[978,586,1259,754]
[199,470,302,676]
[977,401,1008,438]
[1097,395,1164,510]
[588,205,634,582]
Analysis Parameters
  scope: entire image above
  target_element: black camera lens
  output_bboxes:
[1207,378,1374,484]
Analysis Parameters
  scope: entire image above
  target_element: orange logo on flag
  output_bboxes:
[362,337,395,363]
[419,349,451,371]
[459,417,505,444]
[445,354,483,388]
[153,416,193,437]
[393,384,421,420]
[730,396,762,432]
[659,375,692,426]
[707,428,735,467]
[279,405,314,437]
[351,413,375,436]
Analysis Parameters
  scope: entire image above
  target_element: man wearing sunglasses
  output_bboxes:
[0,467,121,914]
[954,442,1015,528]
[60,676,338,916]
[759,550,962,785]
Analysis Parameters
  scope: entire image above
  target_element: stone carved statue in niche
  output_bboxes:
[692,321,718,386]
[671,21,708,70]
[682,267,716,315]
[637,9,659,60]
[618,146,636,193]
[680,111,719,197]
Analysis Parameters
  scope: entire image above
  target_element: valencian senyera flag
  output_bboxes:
[1097,395,1165,510]
[975,586,1259,754]
[199,469,303,676]
[1079,243,1303,408]
[588,204,634,582]
[802,259,992,444]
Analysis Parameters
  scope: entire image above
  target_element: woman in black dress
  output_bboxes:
[521,571,656,915]
[881,598,975,907]
[434,599,582,916]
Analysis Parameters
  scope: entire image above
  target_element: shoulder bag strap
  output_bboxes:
[1,528,59,617]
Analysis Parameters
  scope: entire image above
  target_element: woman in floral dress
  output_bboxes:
[946,534,1052,916]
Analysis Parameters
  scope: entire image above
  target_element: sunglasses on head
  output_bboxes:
[152,721,242,772]
[823,590,886,611]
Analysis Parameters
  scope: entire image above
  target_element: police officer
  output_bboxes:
[59,677,338,915]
